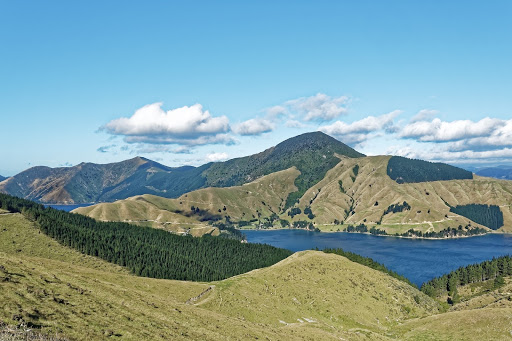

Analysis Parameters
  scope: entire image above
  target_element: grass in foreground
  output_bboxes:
[2,209,512,340]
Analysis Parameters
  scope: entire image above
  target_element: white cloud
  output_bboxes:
[205,152,229,162]
[388,144,512,164]
[285,119,307,129]
[124,133,237,146]
[286,93,349,121]
[400,117,501,142]
[319,111,401,144]
[128,144,190,154]
[171,146,194,154]
[266,93,349,123]
[266,105,287,119]
[102,102,232,146]
[233,118,274,136]
[398,116,512,156]
[410,109,439,123]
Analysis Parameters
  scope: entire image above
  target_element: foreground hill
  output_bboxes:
[77,155,512,236]
[3,211,512,339]
[0,132,363,205]
[0,212,435,340]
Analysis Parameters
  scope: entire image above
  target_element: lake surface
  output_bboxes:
[244,229,512,287]
[45,204,93,212]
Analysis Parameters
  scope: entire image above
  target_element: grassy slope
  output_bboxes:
[297,156,512,233]
[74,167,301,233]
[3,213,512,339]
[76,156,512,235]
[201,251,439,332]
[396,278,512,340]
[174,167,300,220]
[72,195,218,236]
[0,213,293,340]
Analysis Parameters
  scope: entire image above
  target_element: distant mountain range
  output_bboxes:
[0,132,363,205]
[0,175,6,182]
[4,131,512,237]
[475,166,512,180]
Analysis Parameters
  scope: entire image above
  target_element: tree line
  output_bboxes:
[0,193,292,282]
[323,248,415,287]
[421,255,512,301]
[450,204,503,230]
[343,222,487,238]
[387,156,473,184]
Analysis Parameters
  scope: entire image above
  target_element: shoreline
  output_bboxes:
[238,226,502,240]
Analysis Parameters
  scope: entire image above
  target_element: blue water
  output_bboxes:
[243,229,512,287]
[45,204,93,212]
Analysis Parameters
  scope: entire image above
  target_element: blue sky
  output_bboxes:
[1,1,511,175]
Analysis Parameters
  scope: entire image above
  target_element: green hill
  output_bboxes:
[77,155,512,237]
[0,212,436,340]
[0,132,363,205]
[203,131,364,209]
[0,193,292,281]
[3,209,512,340]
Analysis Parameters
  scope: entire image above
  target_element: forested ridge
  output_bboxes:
[387,156,473,183]
[0,193,292,281]
[450,204,504,230]
[203,132,364,210]
[421,255,512,300]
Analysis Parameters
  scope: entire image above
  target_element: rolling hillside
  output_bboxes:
[3,211,512,340]
[296,156,512,233]
[76,155,512,236]
[0,132,363,205]
[75,167,301,234]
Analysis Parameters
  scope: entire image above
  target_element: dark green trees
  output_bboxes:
[450,204,503,230]
[383,201,411,215]
[421,255,512,298]
[387,156,473,183]
[0,193,292,282]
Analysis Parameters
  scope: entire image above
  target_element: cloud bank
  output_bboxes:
[102,102,233,146]
[97,96,512,166]
[319,111,401,144]
[268,93,349,122]
[233,118,274,136]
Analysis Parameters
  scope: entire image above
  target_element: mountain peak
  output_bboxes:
[132,156,149,162]
[274,131,365,158]
[0,132,363,204]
